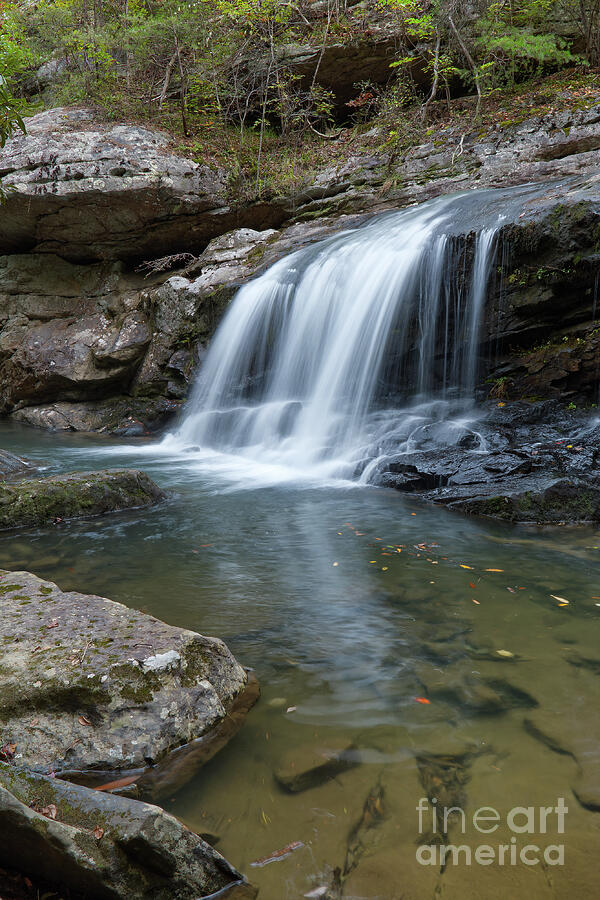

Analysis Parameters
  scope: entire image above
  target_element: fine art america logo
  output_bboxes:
[416,797,568,866]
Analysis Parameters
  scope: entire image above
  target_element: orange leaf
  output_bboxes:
[94,775,139,793]
[414,697,431,704]
[485,568,504,572]
[459,564,474,570]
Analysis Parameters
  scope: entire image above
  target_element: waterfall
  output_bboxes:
[170,187,537,483]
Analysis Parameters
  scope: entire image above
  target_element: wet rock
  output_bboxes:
[11,396,180,434]
[0,762,257,899]
[432,475,600,524]
[275,741,361,793]
[0,469,165,531]
[0,569,256,797]
[0,449,34,481]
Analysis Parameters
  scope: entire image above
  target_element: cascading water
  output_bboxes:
[167,186,541,484]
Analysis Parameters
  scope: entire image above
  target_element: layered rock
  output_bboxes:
[0,108,243,262]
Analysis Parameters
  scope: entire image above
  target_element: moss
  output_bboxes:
[38,587,53,595]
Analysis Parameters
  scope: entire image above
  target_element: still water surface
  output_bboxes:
[1,422,599,899]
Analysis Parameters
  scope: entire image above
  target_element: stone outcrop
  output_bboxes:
[0,568,258,797]
[0,469,165,531]
[0,107,284,262]
[0,763,257,899]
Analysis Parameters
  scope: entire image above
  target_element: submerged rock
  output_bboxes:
[0,763,257,899]
[0,469,165,531]
[0,569,257,798]
[275,741,361,793]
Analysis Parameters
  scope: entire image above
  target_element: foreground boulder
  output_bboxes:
[0,570,257,798]
[0,469,165,531]
[0,763,256,899]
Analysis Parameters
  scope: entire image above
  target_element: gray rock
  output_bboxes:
[11,396,180,434]
[0,569,257,798]
[0,449,34,481]
[0,469,166,531]
[0,108,228,262]
[0,763,257,899]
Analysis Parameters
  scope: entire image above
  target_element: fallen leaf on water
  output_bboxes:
[286,706,297,714]
[251,840,304,867]
[94,775,139,792]
[507,587,516,593]
[469,582,476,589]
[485,568,504,572]
[414,697,431,704]
[496,650,514,658]
[472,598,481,605]
[381,567,388,571]
[550,595,569,604]
[93,826,105,840]
[460,564,474,570]
[332,562,339,567]
[78,715,93,727]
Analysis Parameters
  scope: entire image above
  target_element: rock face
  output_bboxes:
[0,569,257,797]
[0,469,165,531]
[0,107,229,262]
[0,763,257,899]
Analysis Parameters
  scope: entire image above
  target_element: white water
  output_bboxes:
[164,187,541,485]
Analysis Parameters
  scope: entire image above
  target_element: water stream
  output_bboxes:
[3,184,600,897]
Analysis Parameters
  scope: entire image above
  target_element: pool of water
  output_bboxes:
[1,422,599,899]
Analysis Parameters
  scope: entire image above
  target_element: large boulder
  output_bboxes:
[0,469,165,531]
[0,569,258,798]
[0,763,257,899]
